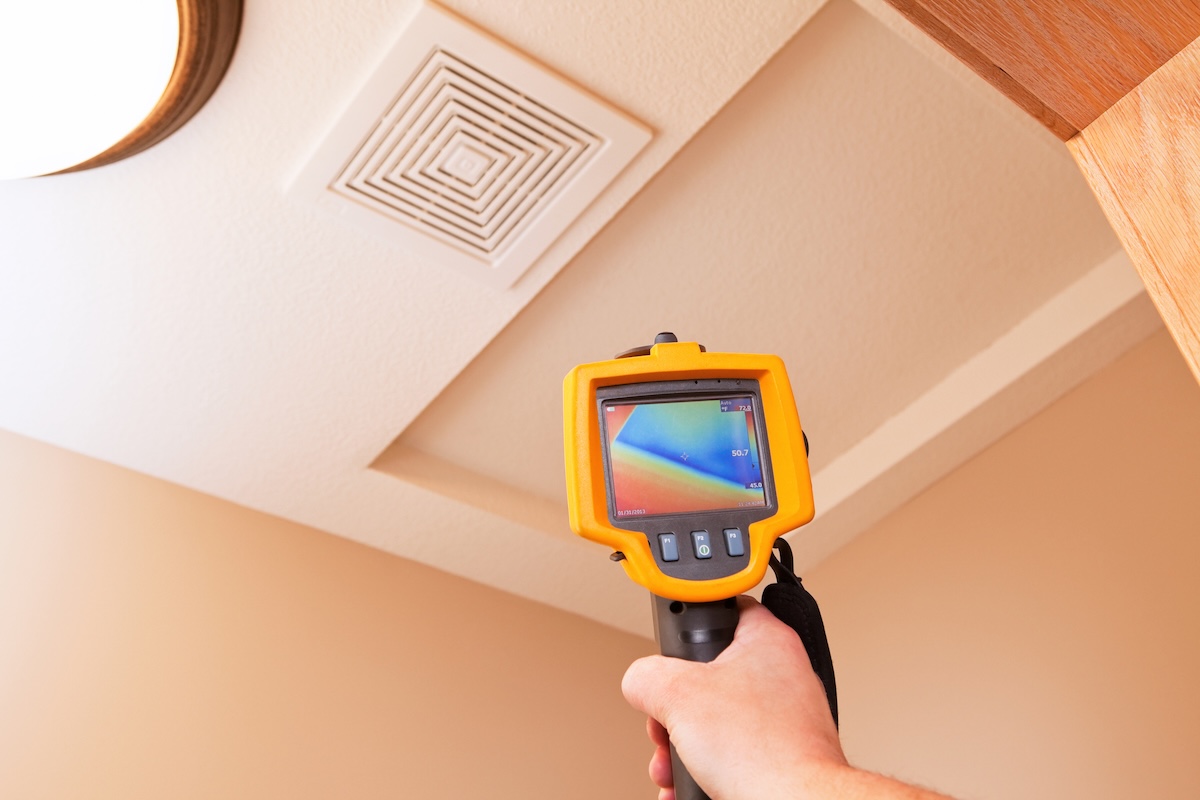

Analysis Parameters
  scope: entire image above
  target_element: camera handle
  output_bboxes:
[648,537,839,800]
[651,594,739,800]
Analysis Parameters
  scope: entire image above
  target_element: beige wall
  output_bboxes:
[4,329,1198,800]
[0,431,651,799]
[808,329,1200,799]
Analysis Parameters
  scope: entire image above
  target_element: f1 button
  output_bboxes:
[658,533,679,562]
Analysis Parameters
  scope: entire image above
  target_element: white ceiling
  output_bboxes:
[0,0,1161,636]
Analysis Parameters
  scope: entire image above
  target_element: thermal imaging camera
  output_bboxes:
[564,332,817,800]
[564,333,815,602]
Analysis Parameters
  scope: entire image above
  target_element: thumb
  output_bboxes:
[622,654,698,728]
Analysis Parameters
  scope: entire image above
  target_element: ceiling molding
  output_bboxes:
[790,249,1160,573]
[374,251,1162,635]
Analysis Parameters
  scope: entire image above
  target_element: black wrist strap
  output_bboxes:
[762,538,839,728]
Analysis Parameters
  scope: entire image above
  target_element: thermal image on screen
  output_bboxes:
[603,396,767,518]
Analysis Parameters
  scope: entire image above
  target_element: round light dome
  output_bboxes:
[0,0,241,180]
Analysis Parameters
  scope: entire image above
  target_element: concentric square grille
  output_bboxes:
[291,2,651,289]
[334,49,601,258]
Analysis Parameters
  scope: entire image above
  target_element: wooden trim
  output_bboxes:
[1067,38,1200,385]
[882,0,1077,139]
[881,0,1200,141]
[58,0,243,174]
[882,0,1200,382]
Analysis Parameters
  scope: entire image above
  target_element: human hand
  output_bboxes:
[622,596,847,800]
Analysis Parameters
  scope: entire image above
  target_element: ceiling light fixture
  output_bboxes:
[0,0,242,180]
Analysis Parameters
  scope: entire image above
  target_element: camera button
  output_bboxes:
[658,533,680,562]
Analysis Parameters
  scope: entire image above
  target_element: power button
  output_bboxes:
[691,530,713,559]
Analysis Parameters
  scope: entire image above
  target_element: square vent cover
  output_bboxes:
[291,2,652,289]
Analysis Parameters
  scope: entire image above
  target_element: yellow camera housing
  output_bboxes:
[563,338,815,602]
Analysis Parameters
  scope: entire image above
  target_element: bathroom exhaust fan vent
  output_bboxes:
[292,3,651,289]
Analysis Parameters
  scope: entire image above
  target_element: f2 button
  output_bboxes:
[691,530,713,559]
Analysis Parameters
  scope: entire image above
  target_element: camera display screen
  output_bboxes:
[602,396,767,519]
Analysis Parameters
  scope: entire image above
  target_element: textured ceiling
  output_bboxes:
[0,0,1160,635]
[394,0,1118,495]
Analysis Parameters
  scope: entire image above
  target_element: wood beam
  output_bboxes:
[881,2,1200,383]
[1068,38,1200,385]
[882,1,1200,140]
